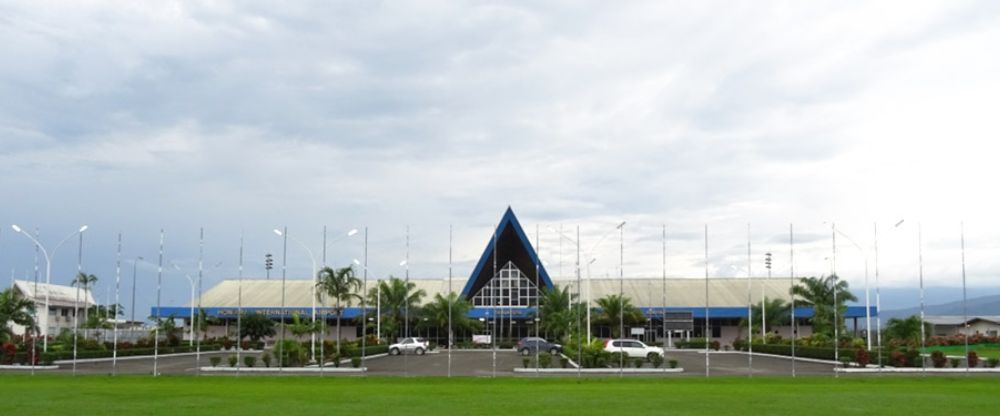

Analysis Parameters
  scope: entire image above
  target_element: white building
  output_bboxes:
[9,279,96,338]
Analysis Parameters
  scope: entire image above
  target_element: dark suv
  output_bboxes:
[516,337,562,355]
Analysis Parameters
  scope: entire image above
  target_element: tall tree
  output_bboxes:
[738,298,791,338]
[884,315,925,346]
[239,312,276,343]
[593,294,646,338]
[0,288,36,342]
[791,275,856,340]
[288,312,320,342]
[367,276,426,342]
[72,272,99,324]
[316,266,363,355]
[534,285,583,341]
[418,292,480,345]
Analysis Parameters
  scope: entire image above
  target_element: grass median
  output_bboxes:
[1,374,996,415]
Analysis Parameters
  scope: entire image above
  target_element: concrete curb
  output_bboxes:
[837,367,1000,373]
[0,365,60,370]
[54,350,258,365]
[200,366,366,373]
[513,367,684,374]
[697,350,842,365]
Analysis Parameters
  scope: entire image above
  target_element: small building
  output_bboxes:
[925,315,1000,337]
[9,279,96,337]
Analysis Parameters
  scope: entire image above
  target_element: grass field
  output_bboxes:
[921,343,1000,359]
[2,375,998,415]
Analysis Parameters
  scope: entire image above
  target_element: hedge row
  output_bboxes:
[736,343,858,362]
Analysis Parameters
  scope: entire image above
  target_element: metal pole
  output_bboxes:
[576,225,581,379]
[73,231,83,375]
[362,227,368,373]
[280,226,287,371]
[154,229,163,377]
[196,227,203,374]
[405,226,410,376]
[747,223,753,377]
[113,232,121,375]
[131,258,141,327]
[237,232,243,377]
[492,224,497,378]
[662,225,667,355]
[961,222,969,373]
[874,223,882,372]
[790,224,796,377]
[704,224,710,378]
[618,222,624,377]
[831,222,839,373]
[534,224,539,376]
[918,223,926,373]
[448,224,453,378]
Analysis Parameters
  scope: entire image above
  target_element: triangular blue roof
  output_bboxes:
[461,207,554,298]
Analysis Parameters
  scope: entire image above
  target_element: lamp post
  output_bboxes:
[548,222,624,343]
[832,227,872,350]
[130,257,144,325]
[170,264,196,346]
[10,224,88,351]
[273,228,318,363]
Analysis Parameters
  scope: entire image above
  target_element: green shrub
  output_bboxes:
[633,358,644,368]
[669,359,678,369]
[351,357,362,368]
[650,354,663,368]
[539,353,552,369]
[950,358,961,368]
[261,352,272,368]
[275,340,306,367]
[209,356,221,367]
[243,355,256,368]
[931,351,947,368]
[560,357,569,368]
[228,355,238,367]
[40,352,56,365]
[523,357,531,368]
[609,352,625,368]
[986,357,999,368]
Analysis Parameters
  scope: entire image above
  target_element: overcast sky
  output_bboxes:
[2,1,999,316]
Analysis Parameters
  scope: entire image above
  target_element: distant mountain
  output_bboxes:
[872,286,1000,311]
[880,294,1000,322]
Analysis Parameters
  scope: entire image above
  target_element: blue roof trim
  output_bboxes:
[460,207,553,297]
[153,305,877,320]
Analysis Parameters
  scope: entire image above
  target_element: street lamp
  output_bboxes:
[831,227,872,350]
[547,221,624,343]
[273,228,319,363]
[170,263,196,346]
[10,224,88,351]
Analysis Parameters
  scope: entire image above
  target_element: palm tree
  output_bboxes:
[72,272,99,324]
[738,298,790,338]
[791,275,856,339]
[534,285,581,341]
[0,288,36,342]
[152,314,182,346]
[368,277,426,342]
[418,292,480,346]
[884,315,925,346]
[316,266,363,355]
[593,294,646,338]
[288,312,320,342]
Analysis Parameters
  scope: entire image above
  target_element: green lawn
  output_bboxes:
[921,343,1000,359]
[1,375,996,415]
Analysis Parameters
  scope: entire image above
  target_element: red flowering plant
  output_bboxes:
[1,342,16,365]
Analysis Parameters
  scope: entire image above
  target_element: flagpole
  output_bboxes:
[747,223,753,377]
[704,224,710,378]
[790,223,796,377]
[112,232,122,375]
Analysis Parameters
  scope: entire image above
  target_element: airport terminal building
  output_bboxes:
[154,208,876,347]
